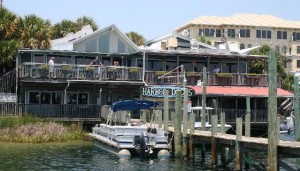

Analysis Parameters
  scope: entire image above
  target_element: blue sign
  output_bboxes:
[141,86,195,98]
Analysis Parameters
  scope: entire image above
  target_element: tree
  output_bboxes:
[125,31,145,46]
[250,44,293,91]
[19,14,51,49]
[76,16,98,31]
[0,8,20,63]
[197,35,211,45]
[50,19,77,39]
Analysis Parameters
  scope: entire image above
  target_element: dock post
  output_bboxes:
[220,112,226,166]
[267,49,278,171]
[236,118,243,171]
[174,90,182,158]
[211,114,218,169]
[201,67,207,160]
[245,97,251,137]
[182,88,188,159]
[294,75,300,141]
[220,112,225,134]
[245,97,251,170]
[163,89,169,133]
[157,109,163,128]
[189,111,195,160]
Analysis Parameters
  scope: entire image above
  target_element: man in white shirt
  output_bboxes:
[48,57,55,78]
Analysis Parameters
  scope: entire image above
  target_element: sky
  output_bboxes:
[4,0,300,40]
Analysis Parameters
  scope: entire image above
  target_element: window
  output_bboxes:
[148,59,163,71]
[297,46,300,54]
[227,29,235,38]
[277,31,287,39]
[67,92,88,104]
[240,29,250,38]
[216,29,221,37]
[297,60,300,68]
[33,54,45,63]
[240,44,245,50]
[256,30,271,39]
[29,92,62,104]
[248,44,252,48]
[293,32,300,41]
[203,28,215,37]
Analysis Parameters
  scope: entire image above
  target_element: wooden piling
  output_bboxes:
[245,97,251,170]
[211,115,218,169]
[201,67,207,159]
[157,109,162,128]
[236,118,243,171]
[294,75,300,141]
[163,89,169,133]
[182,88,188,158]
[174,90,182,158]
[267,49,278,171]
[220,112,225,134]
[189,111,195,160]
[245,96,251,137]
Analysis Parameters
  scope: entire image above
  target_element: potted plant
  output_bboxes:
[246,73,261,78]
[216,73,232,78]
[129,67,140,73]
[155,71,167,76]
[62,65,72,78]
[39,64,49,78]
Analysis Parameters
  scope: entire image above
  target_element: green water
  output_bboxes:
[0,141,299,171]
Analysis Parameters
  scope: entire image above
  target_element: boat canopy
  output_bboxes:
[112,100,158,112]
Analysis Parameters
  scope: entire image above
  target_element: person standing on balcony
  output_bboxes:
[90,56,103,79]
[48,57,55,78]
[213,65,220,73]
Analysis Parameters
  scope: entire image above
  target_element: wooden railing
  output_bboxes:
[145,71,280,87]
[18,63,142,81]
[0,103,269,123]
[0,103,100,118]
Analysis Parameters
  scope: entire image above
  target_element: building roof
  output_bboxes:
[189,86,293,97]
[73,24,140,53]
[176,13,300,30]
[145,32,216,49]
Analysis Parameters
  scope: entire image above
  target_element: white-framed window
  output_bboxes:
[28,91,62,104]
[256,30,271,39]
[240,29,250,38]
[227,29,236,38]
[297,60,300,68]
[293,32,300,41]
[277,31,287,39]
[297,46,300,54]
[67,92,89,104]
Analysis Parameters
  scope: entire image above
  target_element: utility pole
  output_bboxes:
[0,0,3,9]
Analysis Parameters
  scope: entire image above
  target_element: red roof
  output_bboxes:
[188,86,293,97]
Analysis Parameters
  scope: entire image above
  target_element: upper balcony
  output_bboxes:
[145,71,277,87]
[17,63,279,87]
[18,63,143,81]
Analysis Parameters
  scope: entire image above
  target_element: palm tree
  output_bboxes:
[76,16,98,31]
[125,31,145,46]
[0,8,20,63]
[50,19,76,39]
[19,14,51,49]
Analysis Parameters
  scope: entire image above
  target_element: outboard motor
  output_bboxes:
[139,133,148,157]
